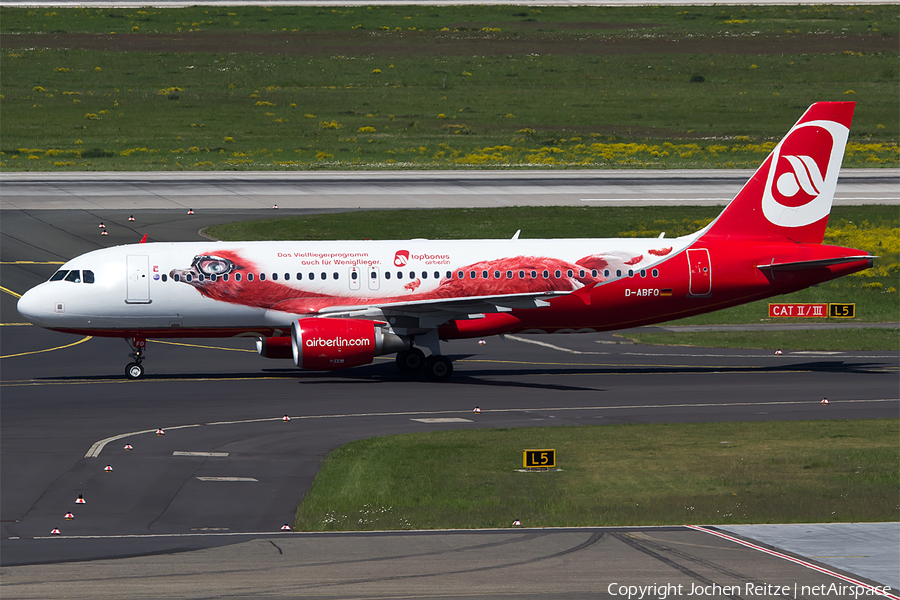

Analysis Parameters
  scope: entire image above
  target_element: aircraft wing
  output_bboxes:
[316,290,571,320]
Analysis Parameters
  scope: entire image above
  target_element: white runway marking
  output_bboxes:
[196,477,257,482]
[173,451,229,457]
[507,335,604,354]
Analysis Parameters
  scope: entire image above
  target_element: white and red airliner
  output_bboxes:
[17,102,875,380]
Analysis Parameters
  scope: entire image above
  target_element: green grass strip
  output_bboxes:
[1,5,896,171]
[295,419,899,531]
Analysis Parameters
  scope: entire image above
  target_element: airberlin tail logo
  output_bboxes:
[394,250,410,267]
[761,119,849,228]
[776,155,825,200]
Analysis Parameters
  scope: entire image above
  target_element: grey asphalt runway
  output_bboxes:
[2,169,898,210]
[2,203,898,597]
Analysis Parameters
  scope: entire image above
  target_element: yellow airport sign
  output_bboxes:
[523,449,556,468]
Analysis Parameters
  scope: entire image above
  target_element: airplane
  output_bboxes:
[16,102,875,381]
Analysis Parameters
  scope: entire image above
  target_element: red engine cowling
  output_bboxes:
[291,318,407,370]
[256,336,294,359]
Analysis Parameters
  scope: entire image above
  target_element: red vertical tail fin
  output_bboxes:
[701,102,854,244]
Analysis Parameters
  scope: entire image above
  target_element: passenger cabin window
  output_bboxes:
[320,272,326,280]
[591,269,598,277]
[284,273,290,281]
[567,269,574,277]
[271,273,278,281]
[494,270,500,279]
[385,272,392,280]
[247,273,253,281]
[50,270,68,282]
[259,273,266,281]
[333,272,339,280]
[652,269,659,277]
[296,273,303,280]
[174,274,181,282]
[351,271,358,281]
[507,270,513,279]
[161,274,167,282]
[64,270,81,283]
[234,273,241,282]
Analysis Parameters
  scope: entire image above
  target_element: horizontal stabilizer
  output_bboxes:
[757,255,876,271]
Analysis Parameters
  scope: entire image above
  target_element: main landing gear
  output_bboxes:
[395,334,453,382]
[125,337,146,379]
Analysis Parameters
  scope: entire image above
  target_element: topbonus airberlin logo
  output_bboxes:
[761,119,849,228]
[394,250,451,266]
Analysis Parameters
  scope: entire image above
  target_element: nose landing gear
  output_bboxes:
[125,337,146,379]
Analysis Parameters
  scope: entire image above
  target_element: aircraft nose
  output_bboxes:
[17,287,45,324]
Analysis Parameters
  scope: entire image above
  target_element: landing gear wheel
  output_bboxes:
[396,348,426,374]
[125,362,144,380]
[424,355,453,382]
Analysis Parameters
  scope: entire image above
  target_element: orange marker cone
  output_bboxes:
[512,519,522,526]
[101,230,108,236]
[821,397,829,405]
[187,208,194,215]
[128,215,135,221]
[473,406,481,414]
[124,444,133,451]
[156,428,165,436]
[283,415,290,422]
[99,222,105,228]
[75,494,86,504]
[65,512,74,520]
[273,204,279,209]
[478,339,486,345]
[775,349,782,355]
[104,465,113,472]
[281,524,292,531]
[51,528,61,535]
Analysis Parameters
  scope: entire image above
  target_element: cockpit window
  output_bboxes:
[83,270,95,284]
[50,270,68,281]
[64,270,82,283]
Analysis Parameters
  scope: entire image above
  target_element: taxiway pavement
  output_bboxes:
[1,202,897,597]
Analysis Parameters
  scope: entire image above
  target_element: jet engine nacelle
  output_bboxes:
[256,336,294,359]
[291,318,407,370]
